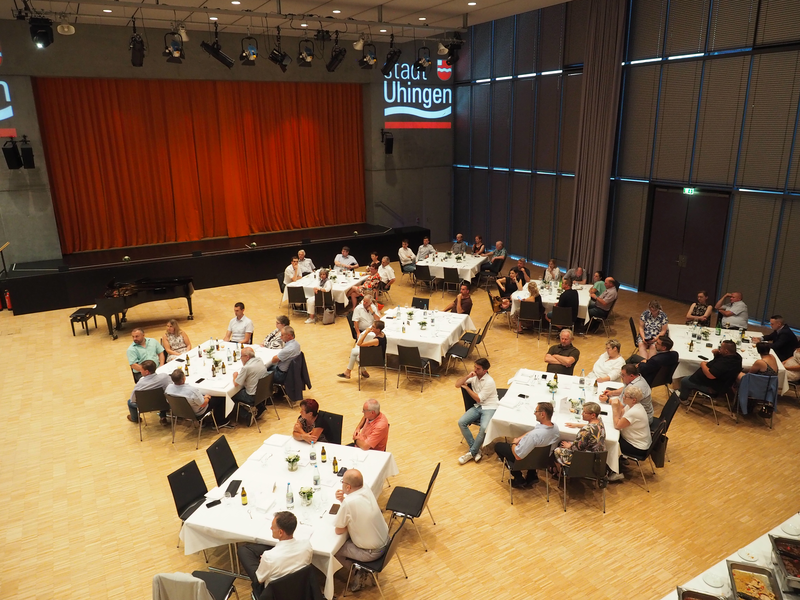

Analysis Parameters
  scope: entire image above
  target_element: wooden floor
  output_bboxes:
[2,252,798,600]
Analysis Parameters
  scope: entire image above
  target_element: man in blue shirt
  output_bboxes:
[268,326,301,383]
[494,402,560,488]
[127,328,164,382]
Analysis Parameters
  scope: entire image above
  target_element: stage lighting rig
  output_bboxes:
[326,31,346,72]
[268,27,292,72]
[358,43,376,69]
[163,31,185,63]
[130,18,145,67]
[29,17,54,49]
[201,22,235,68]
[240,35,258,65]
[381,34,401,76]
[297,38,314,67]
[414,46,431,73]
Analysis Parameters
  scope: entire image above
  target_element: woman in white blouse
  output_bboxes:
[543,258,562,283]
[588,339,625,382]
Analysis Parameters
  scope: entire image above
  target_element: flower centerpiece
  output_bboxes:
[418,321,428,330]
[204,347,215,359]
[701,328,710,340]
[299,487,314,506]
[455,255,463,262]
[407,310,415,320]
[286,453,300,471]
[547,378,558,393]
[445,251,453,258]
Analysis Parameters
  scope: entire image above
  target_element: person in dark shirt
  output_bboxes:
[443,283,473,315]
[636,336,680,386]
[678,340,742,404]
[757,315,798,362]
[546,277,579,326]
[545,329,581,375]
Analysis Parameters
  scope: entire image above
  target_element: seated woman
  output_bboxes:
[592,270,606,294]
[543,258,562,283]
[737,341,779,383]
[685,290,712,327]
[637,300,669,359]
[510,281,544,330]
[588,339,625,382]
[608,386,652,481]
[163,319,192,361]
[472,235,485,255]
[554,401,606,476]
[262,315,290,349]
[495,269,523,298]
[292,398,331,444]
[784,348,800,383]
[337,321,386,379]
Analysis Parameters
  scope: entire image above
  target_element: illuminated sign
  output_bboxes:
[383,62,452,129]
[683,187,697,195]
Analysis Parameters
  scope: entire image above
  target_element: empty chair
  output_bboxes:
[737,373,779,428]
[132,387,170,442]
[273,353,312,409]
[385,463,440,551]
[628,316,638,348]
[166,393,219,450]
[206,435,238,487]
[561,450,609,513]
[440,267,461,297]
[359,344,387,391]
[167,460,207,548]
[444,333,478,374]
[413,264,437,295]
[152,571,238,600]
[342,517,408,600]
[547,306,575,344]
[500,445,552,505]
[652,391,681,462]
[517,301,543,340]
[286,286,308,316]
[262,564,323,600]
[459,314,494,357]
[318,410,343,445]
[411,297,429,310]
[396,345,432,392]
[276,273,286,307]
[191,571,238,600]
[236,372,279,433]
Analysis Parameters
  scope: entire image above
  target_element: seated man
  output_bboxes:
[756,314,798,361]
[494,402,560,488]
[339,321,386,380]
[231,346,268,415]
[451,233,467,254]
[588,277,618,322]
[443,283,473,315]
[564,266,587,284]
[637,300,669,358]
[224,302,254,344]
[636,335,679,387]
[350,399,389,451]
[334,469,389,593]
[346,263,381,309]
[126,359,170,424]
[456,358,499,465]
[304,268,332,325]
[678,339,743,404]
[284,256,302,286]
[352,294,382,337]
[397,239,417,273]
[546,277,578,324]
[127,328,165,382]
[297,248,315,275]
[292,398,333,443]
[545,329,580,375]
[334,246,359,271]
[238,511,313,599]
[267,326,301,384]
[480,240,507,273]
[377,256,396,291]
[715,291,749,329]
[509,258,531,283]
[599,363,654,423]
[166,368,231,427]
[417,236,436,262]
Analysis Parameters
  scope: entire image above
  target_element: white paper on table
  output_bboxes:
[264,434,292,447]
[249,446,272,463]
[293,523,314,541]
[205,487,226,501]
[560,400,572,414]
[498,396,520,408]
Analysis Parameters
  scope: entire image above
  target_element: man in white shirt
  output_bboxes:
[494,402,560,487]
[224,302,254,344]
[378,256,396,289]
[715,291,749,329]
[334,469,389,592]
[166,368,232,427]
[352,294,381,337]
[397,239,417,273]
[297,249,315,275]
[267,327,301,384]
[284,256,302,286]
[126,359,170,424]
[335,246,359,271]
[232,346,268,414]
[451,233,467,254]
[238,511,313,599]
[305,268,333,324]
[417,237,436,262]
[456,358,499,464]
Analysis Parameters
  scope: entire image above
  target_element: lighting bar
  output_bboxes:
[668,53,703,61]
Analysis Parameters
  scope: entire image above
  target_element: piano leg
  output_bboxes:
[121,309,128,323]
[104,316,118,339]
[114,312,121,330]
[187,297,194,320]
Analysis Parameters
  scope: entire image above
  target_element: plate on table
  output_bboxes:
[782,520,800,536]
[701,572,725,588]
[737,549,758,562]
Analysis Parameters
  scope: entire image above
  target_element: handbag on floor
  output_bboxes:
[322,308,336,325]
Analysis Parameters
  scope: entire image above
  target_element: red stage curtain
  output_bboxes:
[31,78,366,254]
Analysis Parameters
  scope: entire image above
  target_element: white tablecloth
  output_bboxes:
[659,511,800,599]
[483,369,622,472]
[669,325,789,395]
[282,270,367,306]
[156,341,280,415]
[416,253,487,281]
[181,434,399,600]
[511,281,592,325]
[383,307,476,363]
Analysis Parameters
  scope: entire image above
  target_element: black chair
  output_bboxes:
[411,297,429,310]
[396,345,432,392]
[629,316,638,349]
[385,463,440,551]
[413,264,437,295]
[236,372,279,433]
[318,410,343,445]
[648,362,679,397]
[686,374,738,426]
[440,267,461,297]
[261,564,322,600]
[132,387,170,441]
[345,311,358,341]
[342,518,408,600]
[459,314,494,357]
[517,301,543,340]
[167,460,208,548]
[287,286,308,316]
[652,392,681,461]
[478,258,503,289]
[276,273,286,307]
[359,344,387,391]
[561,450,609,513]
[444,332,478,374]
[737,373,779,428]
[500,444,552,505]
[620,420,667,492]
[273,352,311,409]
[166,393,219,450]
[376,281,393,305]
[314,289,334,319]
[206,435,238,487]
[191,570,238,600]
[547,305,575,344]
[588,299,616,337]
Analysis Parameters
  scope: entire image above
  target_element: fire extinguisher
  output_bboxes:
[4,290,11,311]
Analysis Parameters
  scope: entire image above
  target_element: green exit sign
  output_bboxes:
[683,187,698,195]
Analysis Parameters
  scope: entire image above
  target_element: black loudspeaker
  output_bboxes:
[2,144,22,169]
[21,146,35,169]
[384,134,394,155]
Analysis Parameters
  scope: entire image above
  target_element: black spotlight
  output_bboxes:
[29,17,54,49]
[326,31,346,72]
[129,18,145,67]
[297,38,314,67]
[268,26,292,72]
[413,46,431,73]
[358,43,377,69]
[2,139,22,169]
[446,32,463,66]
[240,35,258,65]
[163,31,184,64]
[201,22,234,68]
[381,34,401,76]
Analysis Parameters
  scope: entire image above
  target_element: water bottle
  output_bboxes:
[309,441,317,465]
[313,465,321,486]
[227,347,232,364]
[579,369,585,387]
[286,483,294,509]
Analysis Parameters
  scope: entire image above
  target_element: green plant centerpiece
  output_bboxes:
[418,321,428,330]
[455,255,463,262]
[445,251,453,258]
[299,487,314,506]
[547,378,558,393]
[204,347,215,359]
[701,328,710,340]
[286,453,300,471]
[407,310,415,320]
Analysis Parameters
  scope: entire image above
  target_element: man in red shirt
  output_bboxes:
[350,399,389,451]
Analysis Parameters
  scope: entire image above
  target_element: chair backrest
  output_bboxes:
[359,344,386,368]
[649,362,678,389]
[255,371,275,404]
[397,344,423,368]
[475,314,494,344]
[513,444,553,472]
[658,392,682,435]
[277,274,286,294]
[345,311,357,340]
[166,460,208,518]
[314,289,334,309]
[287,286,307,304]
[740,373,779,405]
[518,300,542,322]
[415,264,433,280]
[421,463,441,513]
[411,297,429,310]
[135,387,171,415]
[166,393,200,422]
[629,317,638,346]
[567,450,609,480]
[551,305,574,328]
[206,435,238,487]
[318,410,343,445]
[367,517,407,574]
[443,267,460,284]
[646,420,668,458]
[152,572,213,600]
[261,564,322,600]
[489,258,504,274]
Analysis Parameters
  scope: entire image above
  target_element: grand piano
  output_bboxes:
[93,277,194,339]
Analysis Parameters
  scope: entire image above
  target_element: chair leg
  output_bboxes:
[410,518,427,551]
[395,549,408,578]
[372,572,386,600]
[425,504,436,525]
[343,565,355,598]
[139,411,144,442]
[563,475,568,512]
[635,459,650,492]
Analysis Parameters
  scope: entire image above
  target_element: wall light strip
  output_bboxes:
[518,72,536,78]
[540,69,562,76]
[618,177,650,183]
[513,169,532,173]
[475,78,491,83]
[668,53,704,61]
[737,188,784,195]
[619,284,639,292]
[495,76,512,81]
[454,164,470,168]
[630,57,662,65]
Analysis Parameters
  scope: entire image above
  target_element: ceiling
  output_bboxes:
[7,0,566,40]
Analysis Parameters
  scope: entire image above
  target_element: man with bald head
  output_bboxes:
[350,400,389,451]
[232,346,267,416]
[715,291,749,330]
[334,469,389,592]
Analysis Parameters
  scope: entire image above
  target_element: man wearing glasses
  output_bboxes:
[494,402,560,488]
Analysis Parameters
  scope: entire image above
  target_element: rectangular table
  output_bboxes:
[156,341,279,415]
[483,369,622,472]
[282,270,367,307]
[669,324,789,395]
[181,434,399,600]
[383,307,476,364]
[511,281,592,325]
[416,252,487,281]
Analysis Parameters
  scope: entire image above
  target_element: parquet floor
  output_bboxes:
[1,251,798,600]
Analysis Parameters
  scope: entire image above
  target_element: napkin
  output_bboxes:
[264,435,292,447]
[498,396,520,408]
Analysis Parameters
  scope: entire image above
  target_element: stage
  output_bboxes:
[1,224,429,316]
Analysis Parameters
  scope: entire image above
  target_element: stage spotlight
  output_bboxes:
[381,34,401,76]
[358,43,376,69]
[353,35,365,51]
[29,17,54,49]
[414,46,431,73]
[437,42,448,55]
[445,32,463,66]
[130,18,145,67]
[297,38,314,67]
[56,15,75,35]
[2,139,22,170]
[178,24,189,42]
[326,32,346,72]
[201,23,234,68]
[163,31,185,64]
[268,27,292,72]
[240,35,258,65]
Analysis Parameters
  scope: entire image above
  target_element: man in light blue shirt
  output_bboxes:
[127,328,164,382]
[416,237,436,262]
[494,402,560,488]
[268,327,301,383]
